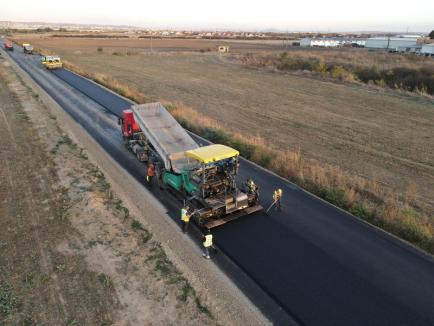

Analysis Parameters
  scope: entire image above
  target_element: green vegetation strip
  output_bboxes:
[262,52,434,96]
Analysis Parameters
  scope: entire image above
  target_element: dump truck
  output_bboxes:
[22,43,33,54]
[120,102,262,229]
[4,41,14,51]
[40,55,63,70]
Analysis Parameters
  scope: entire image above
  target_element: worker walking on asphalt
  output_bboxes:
[202,230,214,259]
[181,204,191,234]
[146,163,155,188]
[266,188,284,214]
[273,188,283,212]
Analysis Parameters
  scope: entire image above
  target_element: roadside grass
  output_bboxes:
[56,186,72,222]
[51,134,78,154]
[97,273,113,289]
[57,58,434,254]
[127,219,213,318]
[145,243,213,318]
[0,282,20,318]
[125,205,214,317]
[62,60,151,103]
[131,219,145,231]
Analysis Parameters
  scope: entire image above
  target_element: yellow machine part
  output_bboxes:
[45,62,63,69]
[185,144,239,164]
[41,56,63,70]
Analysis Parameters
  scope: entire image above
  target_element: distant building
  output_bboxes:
[397,34,424,39]
[300,37,365,48]
[420,44,434,56]
[300,38,342,47]
[351,39,366,47]
[218,45,229,53]
[397,45,422,54]
[365,37,419,50]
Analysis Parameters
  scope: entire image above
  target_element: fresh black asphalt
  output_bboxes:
[4,43,434,326]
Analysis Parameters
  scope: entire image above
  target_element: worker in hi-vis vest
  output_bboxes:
[181,204,191,234]
[202,230,213,259]
[245,178,259,201]
[273,188,283,211]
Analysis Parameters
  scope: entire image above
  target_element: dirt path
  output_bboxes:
[0,53,264,325]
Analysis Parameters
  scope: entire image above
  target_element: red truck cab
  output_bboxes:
[4,41,14,51]
[120,109,141,139]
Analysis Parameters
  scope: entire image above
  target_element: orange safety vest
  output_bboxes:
[147,165,155,177]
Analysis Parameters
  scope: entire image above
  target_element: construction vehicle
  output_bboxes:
[4,41,14,51]
[120,109,150,161]
[22,43,33,54]
[120,102,262,229]
[40,55,63,70]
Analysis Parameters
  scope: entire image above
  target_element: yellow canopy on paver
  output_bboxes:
[185,144,239,164]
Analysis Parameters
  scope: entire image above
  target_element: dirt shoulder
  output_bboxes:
[0,51,267,325]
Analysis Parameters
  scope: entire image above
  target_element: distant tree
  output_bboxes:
[429,30,434,39]
[36,27,53,33]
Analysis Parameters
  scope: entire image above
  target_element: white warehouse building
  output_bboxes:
[300,38,342,48]
[420,44,434,56]
[365,37,419,50]
[300,38,366,48]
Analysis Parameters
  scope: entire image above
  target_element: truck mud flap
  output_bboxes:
[204,204,263,229]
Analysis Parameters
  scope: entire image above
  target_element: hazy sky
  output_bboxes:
[1,0,433,32]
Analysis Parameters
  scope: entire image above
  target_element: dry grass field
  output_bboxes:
[14,35,286,53]
[13,35,434,214]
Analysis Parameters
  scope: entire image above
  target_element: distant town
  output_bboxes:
[1,20,433,56]
[0,20,428,40]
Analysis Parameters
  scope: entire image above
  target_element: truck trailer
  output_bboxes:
[120,102,262,229]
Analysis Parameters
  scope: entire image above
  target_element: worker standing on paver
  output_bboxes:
[146,163,155,188]
[273,188,283,211]
[245,178,259,201]
[202,230,213,259]
[181,204,191,234]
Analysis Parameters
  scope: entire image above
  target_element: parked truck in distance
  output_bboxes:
[4,41,14,51]
[120,102,262,229]
[22,43,33,54]
[40,55,63,70]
